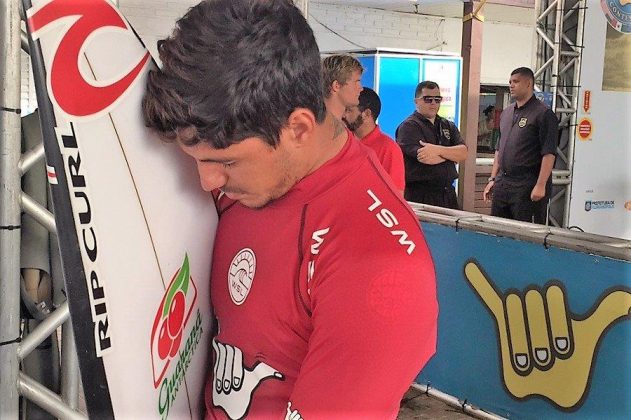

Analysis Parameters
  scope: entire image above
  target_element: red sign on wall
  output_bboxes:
[583,90,591,113]
[577,118,593,141]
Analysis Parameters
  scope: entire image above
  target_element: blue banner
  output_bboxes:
[534,91,553,108]
[417,223,631,419]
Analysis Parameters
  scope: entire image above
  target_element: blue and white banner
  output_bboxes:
[417,223,631,419]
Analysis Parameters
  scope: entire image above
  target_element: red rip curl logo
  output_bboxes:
[150,255,198,388]
[27,0,150,117]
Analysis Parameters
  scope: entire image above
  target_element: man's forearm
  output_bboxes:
[438,144,467,162]
[536,154,555,186]
[490,151,500,178]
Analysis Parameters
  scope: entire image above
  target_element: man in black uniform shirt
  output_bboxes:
[483,67,558,224]
[396,81,467,208]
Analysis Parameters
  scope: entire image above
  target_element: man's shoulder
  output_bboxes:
[371,127,397,145]
[436,116,463,143]
[525,98,557,123]
[399,112,423,127]
[437,115,458,129]
[396,112,424,137]
[315,184,422,250]
[501,103,515,114]
[535,101,557,119]
[311,158,410,218]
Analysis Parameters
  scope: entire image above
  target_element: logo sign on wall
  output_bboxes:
[601,0,631,34]
[584,200,615,212]
[577,118,593,141]
[421,57,462,127]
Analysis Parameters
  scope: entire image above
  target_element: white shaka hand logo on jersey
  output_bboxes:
[212,339,284,419]
[285,402,304,420]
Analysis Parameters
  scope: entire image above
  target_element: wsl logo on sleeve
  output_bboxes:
[150,255,203,418]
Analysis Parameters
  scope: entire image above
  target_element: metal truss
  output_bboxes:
[534,0,586,227]
[0,0,85,418]
[293,0,309,16]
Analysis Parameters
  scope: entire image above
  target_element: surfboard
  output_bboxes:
[23,0,216,418]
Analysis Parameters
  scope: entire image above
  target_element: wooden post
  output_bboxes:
[458,1,484,211]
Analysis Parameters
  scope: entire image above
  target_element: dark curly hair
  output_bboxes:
[142,0,326,148]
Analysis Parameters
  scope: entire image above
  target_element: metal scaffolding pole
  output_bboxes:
[0,0,84,416]
[534,0,585,227]
[0,0,24,417]
[293,0,309,16]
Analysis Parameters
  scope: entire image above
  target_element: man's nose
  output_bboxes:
[197,164,227,192]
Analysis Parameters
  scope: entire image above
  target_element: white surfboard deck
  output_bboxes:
[25,0,216,418]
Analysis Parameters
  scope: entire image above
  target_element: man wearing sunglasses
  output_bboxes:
[396,81,467,209]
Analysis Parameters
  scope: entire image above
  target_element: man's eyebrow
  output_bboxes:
[199,157,235,163]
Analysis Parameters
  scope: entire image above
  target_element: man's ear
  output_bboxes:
[331,80,341,93]
[286,108,316,147]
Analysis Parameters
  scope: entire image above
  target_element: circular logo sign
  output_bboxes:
[228,248,256,305]
[601,0,631,34]
[577,118,593,141]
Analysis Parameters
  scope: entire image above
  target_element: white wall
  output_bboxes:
[118,0,199,59]
[481,21,535,85]
[308,2,535,85]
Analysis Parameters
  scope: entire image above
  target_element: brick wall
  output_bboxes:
[308,3,535,85]
[309,3,454,52]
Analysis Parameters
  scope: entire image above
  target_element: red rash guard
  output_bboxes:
[205,136,437,420]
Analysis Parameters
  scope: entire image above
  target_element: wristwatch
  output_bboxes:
[487,177,496,182]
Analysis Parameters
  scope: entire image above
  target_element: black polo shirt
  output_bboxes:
[496,95,558,189]
[396,112,464,186]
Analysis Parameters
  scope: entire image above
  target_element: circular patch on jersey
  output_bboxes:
[601,0,631,34]
[228,248,256,305]
[367,270,417,322]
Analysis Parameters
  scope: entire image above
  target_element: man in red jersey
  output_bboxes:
[343,87,405,194]
[143,1,437,418]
